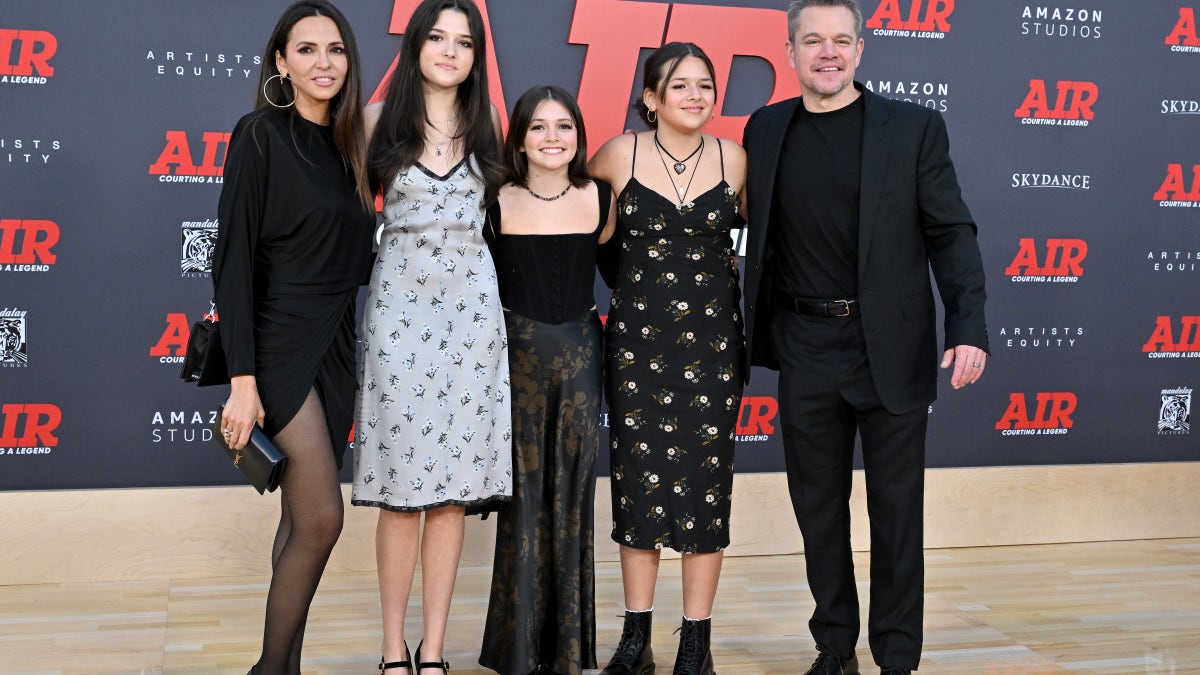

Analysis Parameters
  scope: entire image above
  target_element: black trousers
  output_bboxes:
[771,308,927,670]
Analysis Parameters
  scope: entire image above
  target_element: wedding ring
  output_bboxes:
[971,362,981,368]
[222,429,232,438]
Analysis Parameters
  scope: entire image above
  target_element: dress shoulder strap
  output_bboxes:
[716,137,725,181]
[630,134,639,178]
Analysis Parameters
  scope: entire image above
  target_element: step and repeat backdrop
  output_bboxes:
[2,1,1197,489]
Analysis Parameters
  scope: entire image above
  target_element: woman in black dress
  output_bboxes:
[479,85,616,675]
[588,43,747,675]
[211,3,374,673]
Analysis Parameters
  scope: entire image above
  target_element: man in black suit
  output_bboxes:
[741,1,988,673]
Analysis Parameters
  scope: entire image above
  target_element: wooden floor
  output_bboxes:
[1,538,1197,674]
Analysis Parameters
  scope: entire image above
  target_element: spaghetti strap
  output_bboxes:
[716,137,725,181]
[630,134,639,179]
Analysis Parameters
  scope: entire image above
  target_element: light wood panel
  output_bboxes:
[0,539,1196,674]
[1,463,1197,586]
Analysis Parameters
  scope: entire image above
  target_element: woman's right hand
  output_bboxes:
[222,375,265,451]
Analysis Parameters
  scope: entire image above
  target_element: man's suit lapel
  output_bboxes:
[752,98,801,265]
[858,91,890,279]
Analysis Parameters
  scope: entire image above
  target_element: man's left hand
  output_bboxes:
[941,345,987,389]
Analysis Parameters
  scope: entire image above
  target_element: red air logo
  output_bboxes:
[375,0,801,150]
[1015,80,1097,126]
[866,0,953,38]
[1165,8,1200,50]
[1005,238,1086,283]
[1154,164,1200,207]
[150,313,191,364]
[149,131,230,184]
[995,392,1076,435]
[0,219,58,271]
[1,403,61,451]
[1143,316,1200,358]
[0,29,56,84]
[735,396,778,441]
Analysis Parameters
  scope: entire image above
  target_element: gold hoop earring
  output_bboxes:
[263,73,295,109]
[647,109,657,124]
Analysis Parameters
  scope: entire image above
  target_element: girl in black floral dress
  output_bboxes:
[588,43,746,675]
[479,86,615,675]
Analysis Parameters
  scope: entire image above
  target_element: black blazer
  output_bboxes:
[741,85,988,414]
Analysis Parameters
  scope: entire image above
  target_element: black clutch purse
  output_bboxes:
[213,406,288,494]
[180,301,230,386]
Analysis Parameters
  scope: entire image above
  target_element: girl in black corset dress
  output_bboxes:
[588,42,747,675]
[212,3,374,674]
[479,85,616,675]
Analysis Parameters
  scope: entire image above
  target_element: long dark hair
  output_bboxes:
[257,0,371,208]
[367,0,503,194]
[498,85,590,203]
[634,42,718,129]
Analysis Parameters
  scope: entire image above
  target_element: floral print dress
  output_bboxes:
[605,139,745,553]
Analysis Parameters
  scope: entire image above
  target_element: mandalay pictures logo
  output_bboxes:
[149,130,230,185]
[1158,388,1192,434]
[1019,5,1102,39]
[1015,79,1098,127]
[1005,238,1086,283]
[0,28,57,85]
[0,308,28,367]
[0,403,60,455]
[865,0,954,39]
[1166,7,1200,53]
[0,218,58,272]
[181,220,218,277]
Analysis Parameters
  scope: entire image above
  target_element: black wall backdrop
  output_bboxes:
[2,1,1197,489]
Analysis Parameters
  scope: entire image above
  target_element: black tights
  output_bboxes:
[251,389,343,675]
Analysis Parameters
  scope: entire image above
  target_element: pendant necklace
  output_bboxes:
[524,183,571,201]
[654,131,703,175]
[426,115,462,157]
[654,134,705,208]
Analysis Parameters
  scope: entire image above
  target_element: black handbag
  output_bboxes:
[180,301,230,386]
[213,406,288,494]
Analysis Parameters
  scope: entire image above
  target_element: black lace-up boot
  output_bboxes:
[671,617,714,674]
[600,610,655,675]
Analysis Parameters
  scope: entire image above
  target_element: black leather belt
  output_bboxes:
[776,292,859,317]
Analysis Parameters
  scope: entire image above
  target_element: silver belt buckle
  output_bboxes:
[831,300,851,317]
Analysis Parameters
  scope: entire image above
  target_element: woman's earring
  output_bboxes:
[263,73,295,109]
[647,108,657,124]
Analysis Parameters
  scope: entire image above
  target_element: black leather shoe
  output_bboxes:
[803,651,859,675]
[600,610,655,674]
[880,669,911,674]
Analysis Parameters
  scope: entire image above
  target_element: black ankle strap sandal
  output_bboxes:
[379,640,412,674]
[413,640,450,673]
